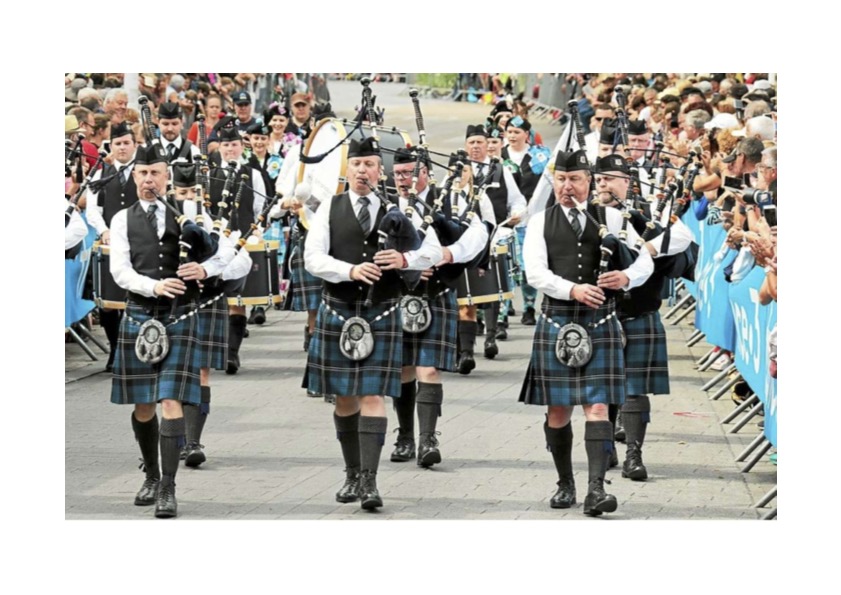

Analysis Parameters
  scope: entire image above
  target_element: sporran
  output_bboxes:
[340,316,375,361]
[400,295,432,334]
[135,318,170,365]
[555,322,593,368]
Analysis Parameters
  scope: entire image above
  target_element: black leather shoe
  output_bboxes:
[251,307,266,325]
[243,327,250,338]
[614,412,626,443]
[484,336,498,359]
[225,353,240,375]
[521,307,537,326]
[457,352,475,375]
[495,327,508,341]
[359,470,383,510]
[184,442,206,468]
[154,480,178,518]
[550,478,576,509]
[621,442,648,481]
[134,476,160,506]
[336,468,360,503]
[507,306,516,317]
[583,479,618,516]
[390,435,415,462]
[499,316,509,329]
[417,432,442,468]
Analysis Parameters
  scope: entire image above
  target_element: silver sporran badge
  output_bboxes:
[400,295,432,334]
[555,322,592,368]
[340,316,375,361]
[135,318,170,365]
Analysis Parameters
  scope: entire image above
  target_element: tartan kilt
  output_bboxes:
[402,288,458,372]
[519,298,626,407]
[621,311,670,396]
[198,290,229,370]
[304,294,403,398]
[290,239,322,311]
[111,300,203,405]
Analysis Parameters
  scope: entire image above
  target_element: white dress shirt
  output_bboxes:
[65,201,88,250]
[109,199,226,297]
[523,202,654,301]
[86,158,135,235]
[179,199,250,279]
[305,190,443,284]
[162,137,201,161]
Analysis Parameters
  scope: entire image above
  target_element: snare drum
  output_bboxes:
[455,245,515,306]
[92,242,127,310]
[226,241,284,307]
[298,118,412,206]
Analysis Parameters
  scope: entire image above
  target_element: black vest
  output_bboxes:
[480,162,509,225]
[125,202,199,305]
[324,194,402,305]
[619,259,668,318]
[209,166,255,236]
[99,164,138,228]
[415,186,465,293]
[543,202,601,305]
[502,147,539,201]
[166,140,195,164]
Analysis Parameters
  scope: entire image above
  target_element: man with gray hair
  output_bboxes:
[104,88,128,126]
[683,109,712,142]
[166,74,186,102]
[735,115,775,142]
[744,100,772,120]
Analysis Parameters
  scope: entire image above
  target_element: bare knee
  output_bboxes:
[547,406,572,427]
[401,366,417,383]
[160,399,184,419]
[335,396,360,416]
[583,403,608,421]
[359,395,386,417]
[134,403,157,422]
[416,367,439,383]
[200,368,210,385]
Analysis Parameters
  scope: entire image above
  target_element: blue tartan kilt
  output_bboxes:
[198,292,229,371]
[519,298,626,407]
[111,300,203,405]
[402,288,458,372]
[290,240,322,311]
[621,311,670,396]
[304,295,403,398]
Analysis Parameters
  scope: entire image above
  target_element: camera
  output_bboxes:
[742,188,774,207]
[723,176,744,192]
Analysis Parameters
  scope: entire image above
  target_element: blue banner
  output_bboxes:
[65,216,96,328]
[728,265,777,446]
[693,221,736,351]
[680,210,701,298]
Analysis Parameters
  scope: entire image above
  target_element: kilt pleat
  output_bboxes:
[290,240,322,311]
[621,311,670,396]
[519,298,626,407]
[402,289,458,372]
[305,295,403,398]
[111,301,203,405]
[198,292,228,371]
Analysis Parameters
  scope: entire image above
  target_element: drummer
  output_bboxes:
[170,162,251,468]
[462,124,526,369]
[390,147,488,468]
[207,125,267,374]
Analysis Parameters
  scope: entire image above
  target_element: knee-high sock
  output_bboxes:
[228,314,247,356]
[159,417,186,481]
[458,321,477,355]
[358,416,388,474]
[101,309,122,361]
[131,412,159,479]
[334,411,360,471]
[416,382,443,436]
[393,381,416,438]
[584,420,613,485]
[184,386,210,444]
[621,395,651,447]
[544,420,573,481]
[486,302,500,333]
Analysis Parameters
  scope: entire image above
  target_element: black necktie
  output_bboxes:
[147,204,159,235]
[357,196,371,235]
[167,144,177,161]
[120,167,130,187]
[475,163,486,186]
[569,210,582,239]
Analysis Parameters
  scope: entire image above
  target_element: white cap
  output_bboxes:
[704,113,741,130]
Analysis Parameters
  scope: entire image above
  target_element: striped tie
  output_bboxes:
[357,196,371,235]
[569,210,582,239]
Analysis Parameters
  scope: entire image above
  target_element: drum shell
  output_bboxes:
[227,241,283,307]
[455,245,515,306]
[93,243,127,310]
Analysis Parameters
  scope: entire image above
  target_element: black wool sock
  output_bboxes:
[458,321,477,354]
[416,382,443,436]
[393,381,416,438]
[228,315,247,355]
[131,412,160,479]
[358,416,388,474]
[584,420,614,484]
[334,411,361,470]
[544,419,574,481]
[486,303,500,334]
[101,309,122,363]
[622,395,651,447]
[159,416,186,480]
[184,388,209,445]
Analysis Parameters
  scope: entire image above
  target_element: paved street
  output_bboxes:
[65,81,776,520]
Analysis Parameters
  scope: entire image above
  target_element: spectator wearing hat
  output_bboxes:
[157,101,200,163]
[303,137,442,510]
[231,91,256,134]
[520,148,652,515]
[290,93,312,135]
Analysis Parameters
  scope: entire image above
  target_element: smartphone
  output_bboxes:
[762,205,777,227]
[723,176,744,192]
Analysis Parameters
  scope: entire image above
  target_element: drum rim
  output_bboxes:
[456,291,515,306]
[297,117,350,197]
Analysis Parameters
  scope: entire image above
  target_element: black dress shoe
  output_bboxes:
[583,479,618,516]
[508,306,516,317]
[499,316,509,329]
[417,432,442,468]
[336,468,360,503]
[243,327,250,338]
[252,307,266,325]
[154,479,178,518]
[484,336,498,359]
[457,352,475,375]
[359,470,383,510]
[550,478,576,509]
[521,307,537,326]
[495,327,508,341]
[614,412,626,443]
[225,353,240,375]
[134,476,160,506]
[621,442,648,481]
[184,442,206,468]
[608,446,619,469]
[390,436,416,462]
